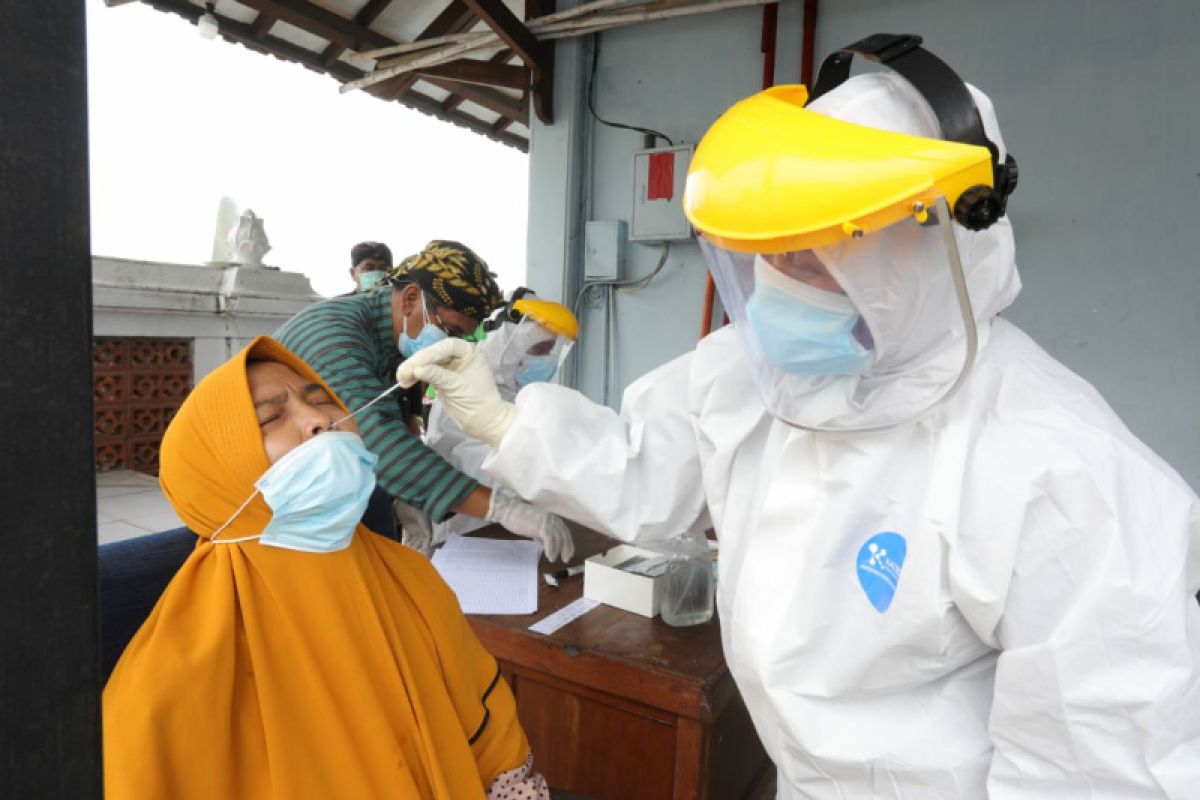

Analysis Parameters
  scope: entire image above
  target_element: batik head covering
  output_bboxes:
[387,239,504,321]
[103,336,529,799]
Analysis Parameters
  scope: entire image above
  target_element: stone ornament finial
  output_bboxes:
[230,209,271,267]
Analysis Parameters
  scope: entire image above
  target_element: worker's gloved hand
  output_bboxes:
[485,488,575,564]
[396,338,516,449]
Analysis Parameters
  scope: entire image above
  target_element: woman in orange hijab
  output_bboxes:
[103,336,548,799]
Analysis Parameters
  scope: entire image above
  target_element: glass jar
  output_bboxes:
[659,530,715,627]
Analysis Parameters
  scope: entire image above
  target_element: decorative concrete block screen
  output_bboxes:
[94,337,193,475]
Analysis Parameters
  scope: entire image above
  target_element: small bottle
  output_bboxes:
[660,529,715,627]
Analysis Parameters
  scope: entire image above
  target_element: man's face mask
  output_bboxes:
[356,270,386,292]
[398,291,448,359]
[745,255,874,376]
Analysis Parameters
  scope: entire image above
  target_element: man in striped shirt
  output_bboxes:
[274,240,575,562]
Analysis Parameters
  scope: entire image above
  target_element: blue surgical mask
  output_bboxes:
[515,355,558,386]
[252,432,378,553]
[398,293,448,359]
[746,258,874,376]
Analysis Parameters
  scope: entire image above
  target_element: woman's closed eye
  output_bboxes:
[257,409,282,427]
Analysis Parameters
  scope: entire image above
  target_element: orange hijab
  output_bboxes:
[103,337,529,799]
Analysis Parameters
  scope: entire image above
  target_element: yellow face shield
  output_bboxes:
[500,298,578,388]
[511,297,578,341]
[683,85,995,254]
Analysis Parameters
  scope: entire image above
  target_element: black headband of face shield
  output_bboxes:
[808,33,1018,231]
[482,286,537,332]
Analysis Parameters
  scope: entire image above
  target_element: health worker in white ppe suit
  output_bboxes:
[399,33,1200,799]
[426,295,578,559]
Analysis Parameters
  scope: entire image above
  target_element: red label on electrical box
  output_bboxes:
[647,151,674,201]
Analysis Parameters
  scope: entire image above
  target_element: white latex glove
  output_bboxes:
[396,338,516,449]
[485,488,575,564]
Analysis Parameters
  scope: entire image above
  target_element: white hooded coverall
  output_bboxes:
[479,74,1200,798]
[427,321,527,539]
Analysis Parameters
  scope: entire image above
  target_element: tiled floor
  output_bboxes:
[97,469,183,544]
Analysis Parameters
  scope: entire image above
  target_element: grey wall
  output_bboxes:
[527,0,1200,489]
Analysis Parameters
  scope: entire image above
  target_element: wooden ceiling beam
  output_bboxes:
[423,75,523,121]
[235,0,393,51]
[251,12,276,40]
[320,0,393,67]
[527,0,553,125]
[415,59,529,91]
[441,49,513,112]
[460,0,542,71]
[491,115,517,136]
[383,1,480,100]
[441,0,552,122]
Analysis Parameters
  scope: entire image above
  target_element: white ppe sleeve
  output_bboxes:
[426,401,493,487]
[968,438,1200,798]
[482,353,706,544]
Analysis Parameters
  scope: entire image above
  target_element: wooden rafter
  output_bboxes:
[415,59,529,91]
[251,13,275,40]
[461,0,541,69]
[383,1,480,101]
[320,0,394,67]
[460,0,552,123]
[529,0,553,125]
[236,0,393,51]
[491,115,516,136]
[423,75,523,119]
[442,49,518,114]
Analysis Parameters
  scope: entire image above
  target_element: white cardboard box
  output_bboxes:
[583,545,668,618]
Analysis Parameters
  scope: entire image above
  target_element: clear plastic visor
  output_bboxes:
[497,316,575,388]
[699,196,978,432]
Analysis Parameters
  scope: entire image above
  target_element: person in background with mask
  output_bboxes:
[426,294,577,544]
[103,336,549,799]
[348,240,392,294]
[399,36,1200,798]
[275,239,573,562]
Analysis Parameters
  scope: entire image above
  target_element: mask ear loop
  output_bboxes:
[208,489,263,544]
[778,195,978,435]
[401,285,426,341]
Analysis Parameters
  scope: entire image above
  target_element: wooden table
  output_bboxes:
[464,525,773,799]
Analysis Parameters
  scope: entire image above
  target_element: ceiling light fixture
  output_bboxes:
[197,2,219,40]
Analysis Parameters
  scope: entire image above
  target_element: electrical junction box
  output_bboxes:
[584,219,626,281]
[631,144,694,242]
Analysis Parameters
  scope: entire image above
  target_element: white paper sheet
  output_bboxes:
[431,535,541,615]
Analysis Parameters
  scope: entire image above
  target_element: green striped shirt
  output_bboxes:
[274,287,477,522]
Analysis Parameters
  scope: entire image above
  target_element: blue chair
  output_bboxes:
[98,485,396,683]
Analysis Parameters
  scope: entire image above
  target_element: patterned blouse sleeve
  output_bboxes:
[486,753,550,800]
